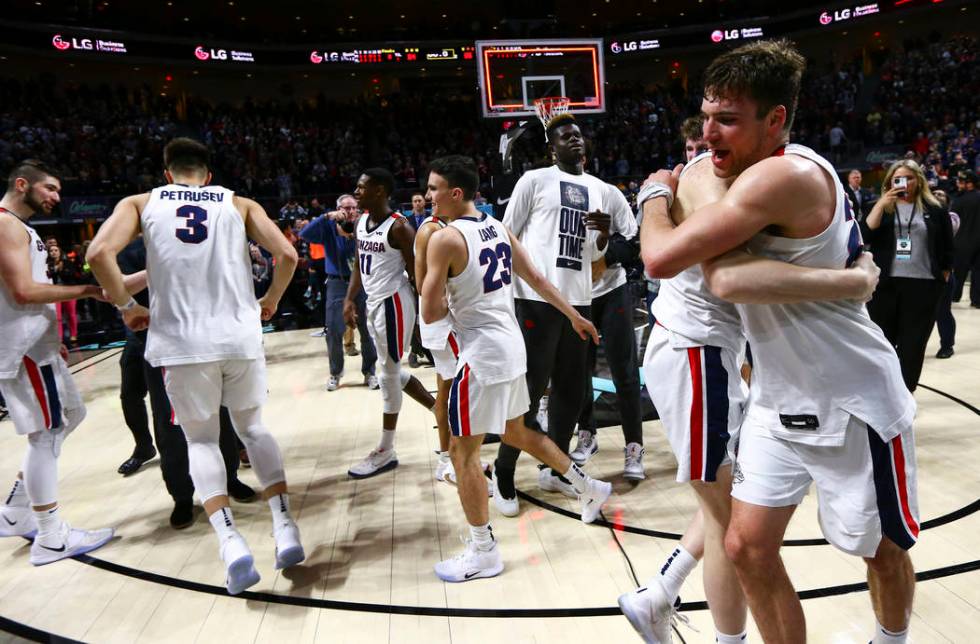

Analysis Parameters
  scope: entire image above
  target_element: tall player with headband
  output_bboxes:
[87,138,305,594]
[0,160,117,565]
[491,103,624,515]
[623,40,917,644]
[421,154,612,582]
[343,168,437,478]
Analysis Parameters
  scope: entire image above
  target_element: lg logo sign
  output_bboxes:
[52,34,92,50]
[711,30,725,43]
[195,46,228,61]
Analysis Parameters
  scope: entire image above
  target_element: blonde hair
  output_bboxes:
[880,159,940,215]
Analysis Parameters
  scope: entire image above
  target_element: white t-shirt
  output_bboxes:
[504,166,610,306]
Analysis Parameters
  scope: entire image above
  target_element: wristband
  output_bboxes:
[636,181,675,211]
[116,297,139,312]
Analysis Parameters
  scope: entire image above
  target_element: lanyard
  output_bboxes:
[896,205,916,239]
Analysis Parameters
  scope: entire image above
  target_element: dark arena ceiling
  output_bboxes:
[10,0,841,43]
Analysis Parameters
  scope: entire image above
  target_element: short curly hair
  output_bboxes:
[703,38,806,133]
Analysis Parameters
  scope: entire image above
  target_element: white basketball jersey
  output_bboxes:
[738,144,915,446]
[140,185,262,367]
[504,166,609,306]
[0,212,57,378]
[446,213,526,384]
[417,216,454,351]
[356,212,410,307]
[650,153,744,354]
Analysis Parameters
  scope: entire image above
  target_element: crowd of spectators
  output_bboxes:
[2,34,975,213]
[9,32,977,344]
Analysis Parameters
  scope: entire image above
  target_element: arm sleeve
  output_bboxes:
[502,172,536,238]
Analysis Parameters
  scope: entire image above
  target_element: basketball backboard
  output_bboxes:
[476,39,606,119]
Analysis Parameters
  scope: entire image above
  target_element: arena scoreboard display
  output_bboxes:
[476,39,606,119]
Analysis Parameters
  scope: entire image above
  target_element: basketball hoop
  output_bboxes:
[533,97,571,140]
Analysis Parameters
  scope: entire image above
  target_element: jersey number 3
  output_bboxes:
[175,205,208,244]
[480,242,512,293]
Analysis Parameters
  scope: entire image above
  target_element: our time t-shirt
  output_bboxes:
[503,166,611,305]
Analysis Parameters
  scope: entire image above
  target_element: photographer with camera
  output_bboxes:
[862,159,954,392]
[299,194,378,391]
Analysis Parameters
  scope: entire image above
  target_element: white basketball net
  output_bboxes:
[533,97,571,140]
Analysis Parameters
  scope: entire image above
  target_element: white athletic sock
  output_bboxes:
[4,478,28,508]
[268,493,292,524]
[33,506,62,545]
[470,523,495,551]
[208,506,237,541]
[438,451,451,463]
[563,462,589,494]
[378,429,396,452]
[872,620,908,644]
[716,630,747,643]
[653,545,698,602]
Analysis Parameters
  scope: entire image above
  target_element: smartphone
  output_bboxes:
[893,176,908,197]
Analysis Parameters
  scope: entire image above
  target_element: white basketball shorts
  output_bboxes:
[0,346,83,436]
[162,357,268,424]
[732,412,919,557]
[448,364,529,437]
[643,323,747,483]
[367,283,415,373]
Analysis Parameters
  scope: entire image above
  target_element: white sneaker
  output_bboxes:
[618,579,676,643]
[434,540,504,582]
[579,477,612,524]
[220,532,261,595]
[348,448,398,479]
[0,506,37,539]
[309,329,326,338]
[570,431,599,465]
[492,469,518,517]
[364,374,380,390]
[434,457,456,483]
[624,443,646,481]
[273,519,305,569]
[537,468,578,499]
[326,375,340,391]
[29,522,114,566]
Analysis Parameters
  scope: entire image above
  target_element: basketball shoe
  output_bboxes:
[570,430,598,465]
[434,539,504,582]
[618,578,679,643]
[624,443,646,481]
[0,505,37,539]
[348,448,398,478]
[220,531,261,595]
[538,467,578,499]
[579,478,613,524]
[273,519,305,569]
[491,466,518,517]
[29,521,114,566]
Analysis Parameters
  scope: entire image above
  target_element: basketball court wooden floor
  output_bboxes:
[2,304,980,644]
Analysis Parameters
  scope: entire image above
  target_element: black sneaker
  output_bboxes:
[936,346,954,359]
[170,499,194,530]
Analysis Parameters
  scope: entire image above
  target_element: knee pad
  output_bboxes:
[228,407,285,489]
[24,432,59,506]
[378,371,404,414]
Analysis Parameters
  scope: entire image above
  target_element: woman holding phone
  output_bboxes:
[862,159,954,391]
